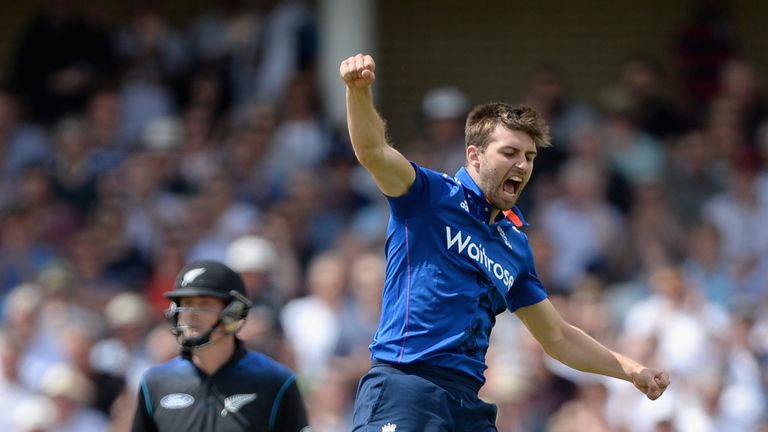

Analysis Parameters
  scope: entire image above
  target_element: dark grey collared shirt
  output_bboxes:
[132,340,308,432]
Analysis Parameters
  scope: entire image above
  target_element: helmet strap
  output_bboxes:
[177,317,222,359]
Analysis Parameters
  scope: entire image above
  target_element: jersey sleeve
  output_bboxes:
[131,378,159,432]
[506,242,548,312]
[386,162,453,219]
[269,375,309,432]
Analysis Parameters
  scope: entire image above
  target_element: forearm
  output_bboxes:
[545,324,642,382]
[518,299,668,399]
[339,54,416,196]
[346,86,388,166]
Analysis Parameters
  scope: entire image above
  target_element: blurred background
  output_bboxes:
[0,0,766,431]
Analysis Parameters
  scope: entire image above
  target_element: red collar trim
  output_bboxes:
[503,209,524,228]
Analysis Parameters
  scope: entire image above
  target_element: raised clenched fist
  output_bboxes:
[340,54,376,89]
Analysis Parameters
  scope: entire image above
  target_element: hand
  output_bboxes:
[340,54,376,89]
[631,368,670,400]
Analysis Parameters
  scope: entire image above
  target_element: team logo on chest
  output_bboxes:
[497,225,514,250]
[220,393,258,416]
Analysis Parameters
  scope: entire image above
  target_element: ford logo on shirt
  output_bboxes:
[160,393,195,409]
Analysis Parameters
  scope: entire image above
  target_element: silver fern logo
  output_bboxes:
[220,393,258,416]
[181,268,206,286]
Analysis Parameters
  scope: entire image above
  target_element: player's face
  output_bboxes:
[472,125,536,211]
[177,296,226,338]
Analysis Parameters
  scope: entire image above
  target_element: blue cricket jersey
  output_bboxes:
[369,163,548,384]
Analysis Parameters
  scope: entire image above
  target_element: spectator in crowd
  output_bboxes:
[607,180,686,282]
[84,87,127,174]
[523,64,598,146]
[702,148,768,292]
[715,58,767,146]
[249,0,318,103]
[672,0,737,110]
[223,102,279,205]
[609,55,689,140]
[414,86,472,174]
[664,129,724,222]
[264,73,332,189]
[332,251,385,381]
[89,293,152,403]
[225,234,294,362]
[12,395,57,432]
[0,90,50,208]
[41,363,110,432]
[49,117,100,215]
[538,157,624,289]
[598,92,665,187]
[0,330,35,431]
[281,251,352,387]
[0,209,61,295]
[185,171,261,262]
[682,221,736,308]
[113,2,185,150]
[8,0,115,124]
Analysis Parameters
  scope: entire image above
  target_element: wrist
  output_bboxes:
[347,85,373,97]
[617,353,645,381]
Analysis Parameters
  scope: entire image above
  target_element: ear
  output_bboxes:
[466,145,482,170]
[222,319,245,335]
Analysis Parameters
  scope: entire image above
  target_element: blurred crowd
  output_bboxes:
[0,1,767,431]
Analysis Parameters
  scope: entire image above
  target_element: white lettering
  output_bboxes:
[446,226,472,254]
[468,243,480,261]
[504,269,514,289]
[445,226,516,292]
[493,263,504,280]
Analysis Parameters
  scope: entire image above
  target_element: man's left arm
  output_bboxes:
[515,299,670,400]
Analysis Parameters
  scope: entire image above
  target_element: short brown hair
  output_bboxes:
[465,103,551,151]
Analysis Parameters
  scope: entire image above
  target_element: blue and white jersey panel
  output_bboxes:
[370,162,547,383]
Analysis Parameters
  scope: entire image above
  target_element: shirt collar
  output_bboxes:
[454,166,529,228]
[186,337,249,375]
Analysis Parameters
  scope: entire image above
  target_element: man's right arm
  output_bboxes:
[340,54,415,197]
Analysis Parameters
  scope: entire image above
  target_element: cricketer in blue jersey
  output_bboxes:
[340,53,670,431]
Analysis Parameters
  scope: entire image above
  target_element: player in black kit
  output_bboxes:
[132,260,310,432]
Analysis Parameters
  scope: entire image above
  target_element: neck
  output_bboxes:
[191,336,236,375]
[466,164,503,223]
[489,208,501,224]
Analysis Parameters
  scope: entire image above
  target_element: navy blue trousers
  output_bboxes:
[352,360,498,431]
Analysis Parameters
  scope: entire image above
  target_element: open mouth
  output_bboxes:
[503,176,523,196]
